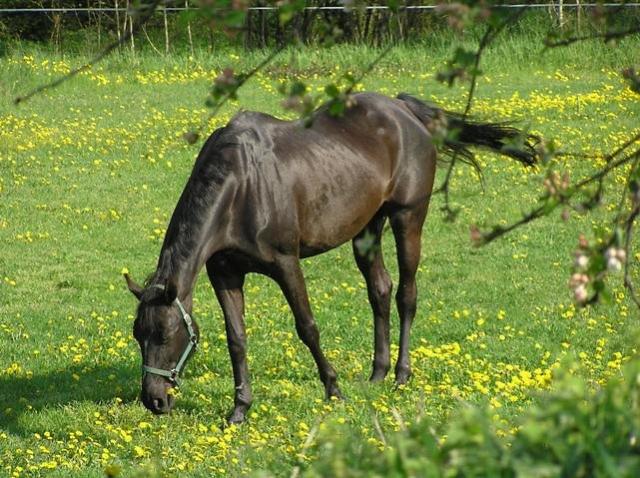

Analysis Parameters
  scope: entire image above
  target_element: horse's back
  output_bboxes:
[203,93,436,258]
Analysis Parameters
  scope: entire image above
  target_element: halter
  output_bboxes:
[142,284,198,386]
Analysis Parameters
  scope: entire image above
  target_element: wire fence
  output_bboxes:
[3,2,637,50]
[1,3,639,14]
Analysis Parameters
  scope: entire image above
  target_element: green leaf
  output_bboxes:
[486,8,510,29]
[104,464,121,477]
[542,197,559,215]
[329,99,346,117]
[453,47,477,67]
[387,0,400,13]
[182,131,199,145]
[590,253,606,274]
[324,84,340,98]
[177,9,199,27]
[599,288,613,305]
[278,0,305,26]
[614,227,623,246]
[593,278,606,293]
[224,10,246,29]
[290,81,307,96]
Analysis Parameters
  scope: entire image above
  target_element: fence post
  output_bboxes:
[186,0,194,56]
[163,5,170,54]
[129,6,135,53]
[577,0,582,33]
[115,0,121,43]
[558,0,565,28]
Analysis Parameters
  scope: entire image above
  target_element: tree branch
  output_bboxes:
[436,2,533,219]
[14,0,161,105]
[479,140,640,246]
[623,204,640,308]
[545,25,640,49]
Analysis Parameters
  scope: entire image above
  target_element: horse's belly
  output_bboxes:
[297,187,384,257]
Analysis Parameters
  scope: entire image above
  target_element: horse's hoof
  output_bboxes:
[326,385,344,401]
[226,408,247,425]
[369,367,389,383]
[394,368,412,386]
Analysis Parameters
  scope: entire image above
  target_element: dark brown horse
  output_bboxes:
[124,92,537,422]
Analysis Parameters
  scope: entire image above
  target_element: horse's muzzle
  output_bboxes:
[141,389,175,414]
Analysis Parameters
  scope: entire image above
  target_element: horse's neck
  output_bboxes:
[154,130,239,298]
[155,227,213,301]
[154,247,199,302]
[154,177,230,299]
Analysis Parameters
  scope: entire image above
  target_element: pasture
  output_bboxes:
[1,36,639,476]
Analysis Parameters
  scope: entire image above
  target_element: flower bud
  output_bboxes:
[574,284,588,304]
[569,273,588,288]
[607,257,622,273]
[574,254,588,269]
[578,234,588,249]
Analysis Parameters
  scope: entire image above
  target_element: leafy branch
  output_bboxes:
[433,1,640,308]
[434,0,533,221]
[183,44,286,143]
[476,133,640,246]
[14,0,161,105]
[544,24,640,48]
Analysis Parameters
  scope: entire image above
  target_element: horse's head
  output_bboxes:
[124,274,199,415]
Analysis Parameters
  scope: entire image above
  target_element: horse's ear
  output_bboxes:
[164,280,178,304]
[124,273,144,301]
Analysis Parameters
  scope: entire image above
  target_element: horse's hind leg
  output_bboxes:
[206,264,252,424]
[352,211,393,382]
[389,201,429,384]
[273,254,342,400]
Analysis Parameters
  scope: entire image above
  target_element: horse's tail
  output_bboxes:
[397,93,538,167]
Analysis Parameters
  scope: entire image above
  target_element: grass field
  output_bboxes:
[1,34,640,476]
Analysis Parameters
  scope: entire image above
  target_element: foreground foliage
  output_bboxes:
[304,355,640,478]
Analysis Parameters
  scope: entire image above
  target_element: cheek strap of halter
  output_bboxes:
[141,285,198,386]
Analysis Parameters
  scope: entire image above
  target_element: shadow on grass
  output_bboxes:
[0,362,236,436]
[0,364,140,436]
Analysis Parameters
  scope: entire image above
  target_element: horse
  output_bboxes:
[124,92,537,422]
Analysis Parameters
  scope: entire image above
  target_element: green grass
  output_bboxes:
[1,35,639,477]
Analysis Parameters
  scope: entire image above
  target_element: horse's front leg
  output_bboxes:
[206,263,252,424]
[272,254,342,400]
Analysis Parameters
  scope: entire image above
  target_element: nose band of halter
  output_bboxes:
[141,284,198,386]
